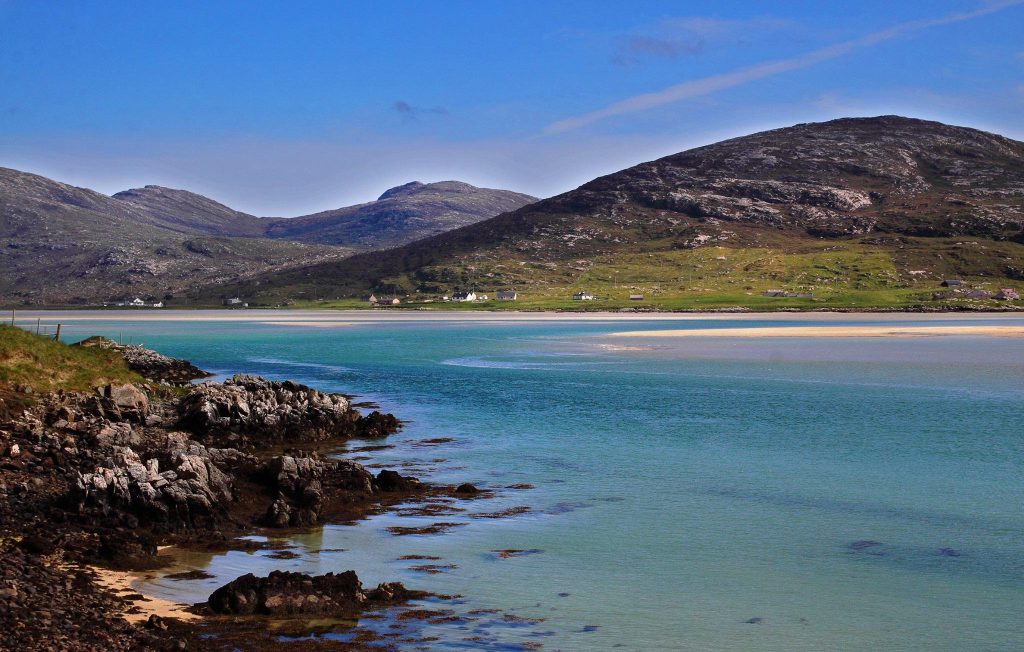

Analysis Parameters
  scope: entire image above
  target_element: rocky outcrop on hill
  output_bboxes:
[76,336,210,385]
[207,570,417,617]
[178,374,400,446]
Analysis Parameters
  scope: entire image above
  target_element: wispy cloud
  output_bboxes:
[612,16,792,66]
[393,100,449,119]
[550,1,1024,133]
[614,35,704,65]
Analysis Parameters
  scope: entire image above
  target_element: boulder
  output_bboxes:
[105,384,148,418]
[374,469,420,493]
[207,570,414,616]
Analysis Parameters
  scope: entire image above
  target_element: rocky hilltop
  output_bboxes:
[212,116,1024,308]
[264,180,538,248]
[0,168,535,306]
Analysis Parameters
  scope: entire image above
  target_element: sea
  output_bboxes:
[29,311,1024,651]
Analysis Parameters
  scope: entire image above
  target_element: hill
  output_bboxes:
[0,168,534,305]
[112,185,271,237]
[0,167,350,305]
[209,116,1024,310]
[265,181,538,249]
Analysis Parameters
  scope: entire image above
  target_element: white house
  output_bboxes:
[452,291,477,302]
[129,298,145,307]
[572,291,596,301]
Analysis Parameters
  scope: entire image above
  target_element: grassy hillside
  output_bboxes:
[0,324,142,392]
[218,236,1023,311]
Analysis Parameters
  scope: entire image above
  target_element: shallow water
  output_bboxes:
[37,313,1024,651]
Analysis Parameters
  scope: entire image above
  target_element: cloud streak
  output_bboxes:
[548,1,1024,133]
[393,100,449,119]
[611,16,792,67]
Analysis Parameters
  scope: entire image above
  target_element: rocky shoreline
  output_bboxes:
[0,337,476,650]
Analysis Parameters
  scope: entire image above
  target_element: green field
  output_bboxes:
[262,238,1022,311]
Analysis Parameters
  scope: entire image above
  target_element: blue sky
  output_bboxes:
[2,0,1022,214]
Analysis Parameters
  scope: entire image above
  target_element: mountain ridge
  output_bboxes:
[0,168,535,305]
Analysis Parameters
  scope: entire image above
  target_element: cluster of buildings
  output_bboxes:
[365,294,401,305]
[103,298,164,308]
[932,281,1019,301]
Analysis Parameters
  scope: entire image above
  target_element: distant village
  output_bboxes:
[362,290,609,304]
[101,279,1020,310]
[102,297,165,308]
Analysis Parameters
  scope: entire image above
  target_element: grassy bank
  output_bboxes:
[0,324,142,392]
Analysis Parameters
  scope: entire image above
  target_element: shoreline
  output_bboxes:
[9,308,1024,325]
[86,558,202,625]
[0,329,530,649]
[609,324,1024,338]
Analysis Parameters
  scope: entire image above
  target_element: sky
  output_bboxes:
[1,0,1022,215]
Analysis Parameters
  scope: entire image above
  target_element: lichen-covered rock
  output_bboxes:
[71,434,254,531]
[258,454,409,527]
[104,383,148,420]
[206,570,416,616]
[178,374,400,446]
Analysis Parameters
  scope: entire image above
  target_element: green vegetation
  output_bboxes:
[257,238,1023,312]
[0,324,142,392]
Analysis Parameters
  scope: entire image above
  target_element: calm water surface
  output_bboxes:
[43,313,1024,651]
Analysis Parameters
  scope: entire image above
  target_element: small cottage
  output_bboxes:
[365,293,378,304]
[224,297,243,306]
[572,291,596,301]
[995,288,1020,300]
[497,291,517,301]
[941,279,963,287]
[629,294,644,301]
[452,291,477,302]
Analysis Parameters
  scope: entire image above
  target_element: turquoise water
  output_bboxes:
[45,314,1024,650]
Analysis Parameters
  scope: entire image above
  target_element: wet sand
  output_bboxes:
[87,563,200,624]
[609,325,1024,338]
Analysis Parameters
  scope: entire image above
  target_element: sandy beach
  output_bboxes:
[85,563,200,624]
[609,325,1024,338]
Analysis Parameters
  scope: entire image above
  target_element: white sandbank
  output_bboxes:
[609,325,1024,338]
